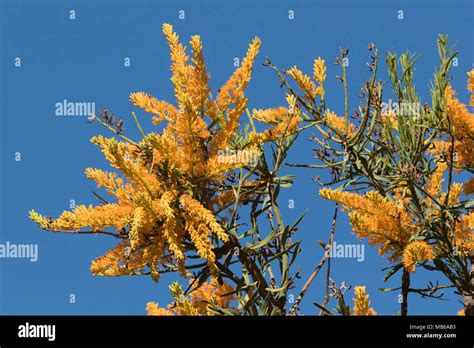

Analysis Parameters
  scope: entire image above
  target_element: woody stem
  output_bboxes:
[401,268,410,316]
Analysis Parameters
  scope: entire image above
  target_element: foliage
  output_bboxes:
[30,24,303,316]
[270,35,473,315]
[30,26,473,316]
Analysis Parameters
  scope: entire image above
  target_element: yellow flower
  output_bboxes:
[320,188,418,262]
[445,86,474,169]
[313,57,326,84]
[162,23,191,107]
[324,110,355,136]
[259,114,301,142]
[402,240,434,273]
[29,210,51,230]
[381,111,399,131]
[250,94,301,143]
[425,161,447,200]
[85,168,123,190]
[129,207,144,250]
[252,107,289,124]
[454,212,474,255]
[428,71,473,196]
[90,241,150,277]
[91,135,163,194]
[447,182,463,206]
[145,302,174,316]
[211,37,261,149]
[129,92,178,125]
[179,194,228,273]
[188,35,210,110]
[32,204,134,232]
[146,278,235,316]
[189,278,235,313]
[352,286,376,316]
[287,66,322,100]
[30,23,288,285]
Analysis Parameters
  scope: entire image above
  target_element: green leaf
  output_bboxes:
[313,302,336,316]
[247,229,276,250]
[383,262,404,282]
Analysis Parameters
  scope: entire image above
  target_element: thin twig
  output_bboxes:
[92,114,139,146]
[93,191,109,205]
[340,48,349,135]
[319,203,338,315]
[289,245,330,315]
[63,230,125,239]
[131,112,146,138]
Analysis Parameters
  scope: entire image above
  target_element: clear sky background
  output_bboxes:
[0,0,472,315]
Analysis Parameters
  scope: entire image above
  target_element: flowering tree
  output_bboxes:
[30,25,472,316]
[30,24,305,316]
[269,36,473,315]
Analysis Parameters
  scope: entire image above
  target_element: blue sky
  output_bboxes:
[0,0,472,315]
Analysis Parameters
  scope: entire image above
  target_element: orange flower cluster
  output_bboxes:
[313,57,326,85]
[352,286,376,316]
[320,188,418,263]
[287,57,326,102]
[402,241,434,273]
[250,94,302,143]
[320,156,473,272]
[430,70,474,194]
[146,278,235,316]
[324,110,356,136]
[422,161,473,257]
[29,23,286,280]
